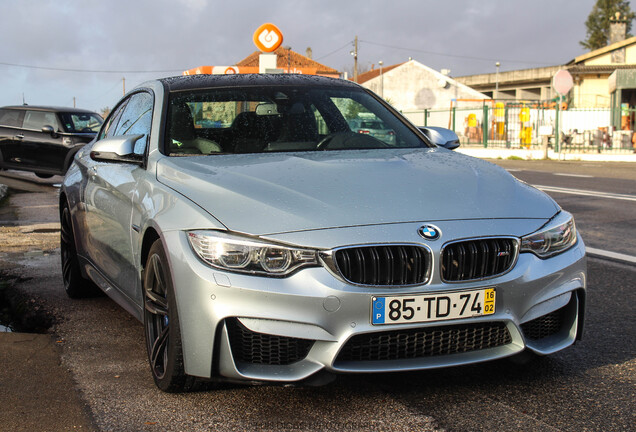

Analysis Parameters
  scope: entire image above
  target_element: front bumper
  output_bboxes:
[162,220,587,382]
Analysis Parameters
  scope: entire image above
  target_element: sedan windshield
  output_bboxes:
[165,85,430,155]
[60,112,104,133]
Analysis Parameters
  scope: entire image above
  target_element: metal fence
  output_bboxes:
[402,104,636,154]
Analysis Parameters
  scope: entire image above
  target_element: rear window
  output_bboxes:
[0,109,22,127]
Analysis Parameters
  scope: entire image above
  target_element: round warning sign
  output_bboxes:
[253,23,283,53]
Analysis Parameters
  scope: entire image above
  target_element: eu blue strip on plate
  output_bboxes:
[372,297,385,324]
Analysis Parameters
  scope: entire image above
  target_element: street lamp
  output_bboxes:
[495,62,500,100]
[378,60,384,98]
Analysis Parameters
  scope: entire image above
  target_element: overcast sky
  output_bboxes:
[0,0,633,113]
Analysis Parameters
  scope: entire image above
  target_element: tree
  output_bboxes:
[580,0,636,50]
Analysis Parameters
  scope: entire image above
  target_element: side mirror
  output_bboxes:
[42,125,58,138]
[418,126,460,150]
[90,134,145,165]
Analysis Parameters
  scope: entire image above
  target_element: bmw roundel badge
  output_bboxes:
[418,225,441,240]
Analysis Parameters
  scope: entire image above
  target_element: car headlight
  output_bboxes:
[187,230,319,276]
[520,212,578,258]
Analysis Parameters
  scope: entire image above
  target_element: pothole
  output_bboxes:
[0,274,53,333]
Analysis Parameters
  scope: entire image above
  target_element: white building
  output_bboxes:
[355,59,488,125]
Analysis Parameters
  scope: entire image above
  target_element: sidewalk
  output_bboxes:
[457,146,636,162]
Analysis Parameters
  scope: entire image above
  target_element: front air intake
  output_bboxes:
[333,245,431,286]
[441,238,518,282]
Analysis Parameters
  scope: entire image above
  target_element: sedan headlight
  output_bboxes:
[520,211,578,258]
[187,231,319,276]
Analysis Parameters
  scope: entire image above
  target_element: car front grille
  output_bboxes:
[441,238,517,282]
[333,245,431,286]
[521,306,567,340]
[335,322,512,363]
[226,318,314,366]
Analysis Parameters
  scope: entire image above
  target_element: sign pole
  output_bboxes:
[552,69,573,160]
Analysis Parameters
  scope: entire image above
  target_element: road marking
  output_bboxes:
[586,247,636,264]
[553,173,594,178]
[534,185,636,202]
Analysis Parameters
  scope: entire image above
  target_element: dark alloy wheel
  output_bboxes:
[60,201,95,298]
[143,240,195,392]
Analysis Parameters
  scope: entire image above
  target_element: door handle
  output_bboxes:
[15,134,24,140]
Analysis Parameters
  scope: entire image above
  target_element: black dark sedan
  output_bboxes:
[0,105,103,177]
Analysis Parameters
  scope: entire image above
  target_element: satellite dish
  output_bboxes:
[438,78,449,89]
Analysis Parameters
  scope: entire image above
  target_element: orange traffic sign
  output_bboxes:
[253,23,283,53]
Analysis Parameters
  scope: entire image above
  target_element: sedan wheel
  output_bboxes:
[143,240,195,392]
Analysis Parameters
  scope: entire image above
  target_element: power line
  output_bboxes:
[315,41,354,61]
[359,40,554,66]
[0,61,183,74]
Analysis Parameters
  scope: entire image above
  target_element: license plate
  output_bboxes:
[371,288,496,325]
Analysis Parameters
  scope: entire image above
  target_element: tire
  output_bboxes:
[60,201,97,298]
[143,240,196,392]
[35,173,54,179]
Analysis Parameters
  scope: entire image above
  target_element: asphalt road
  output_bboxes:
[1,161,635,432]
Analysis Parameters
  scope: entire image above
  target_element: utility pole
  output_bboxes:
[379,60,384,97]
[73,97,76,108]
[351,36,358,82]
[123,77,126,96]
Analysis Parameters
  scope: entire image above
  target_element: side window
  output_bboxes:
[99,100,128,140]
[23,110,60,131]
[0,109,23,127]
[311,104,328,135]
[113,92,153,154]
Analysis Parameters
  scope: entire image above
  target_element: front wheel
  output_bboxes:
[143,240,196,392]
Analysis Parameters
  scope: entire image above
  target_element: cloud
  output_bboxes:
[0,0,619,110]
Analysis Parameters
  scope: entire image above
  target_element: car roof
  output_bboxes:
[158,73,360,92]
[0,105,98,114]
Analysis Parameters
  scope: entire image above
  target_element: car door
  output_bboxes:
[19,110,66,171]
[82,91,153,305]
[0,108,25,168]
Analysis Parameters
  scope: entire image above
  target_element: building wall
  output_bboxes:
[626,45,636,63]
[574,76,612,107]
[362,60,487,112]
[585,52,614,66]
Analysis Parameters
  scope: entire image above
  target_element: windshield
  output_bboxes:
[165,85,429,155]
[60,112,103,133]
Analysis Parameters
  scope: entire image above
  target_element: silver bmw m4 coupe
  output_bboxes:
[60,74,586,392]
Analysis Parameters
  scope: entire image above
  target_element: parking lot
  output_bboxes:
[0,160,635,431]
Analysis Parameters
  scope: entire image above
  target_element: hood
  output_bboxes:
[156,148,558,235]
